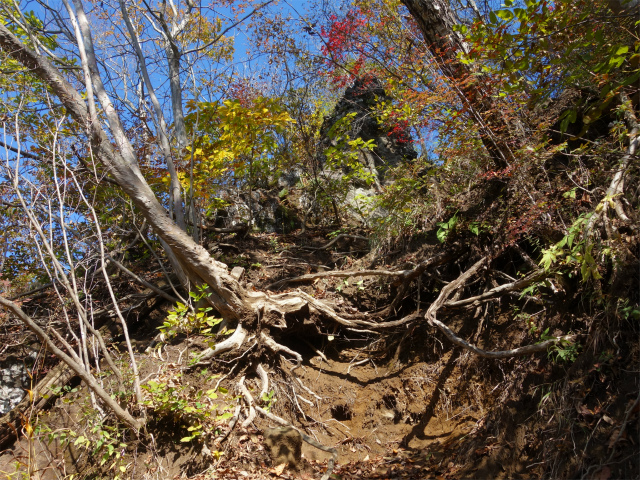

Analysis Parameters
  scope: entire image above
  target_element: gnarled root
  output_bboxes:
[238,376,257,428]
[429,316,578,358]
[261,331,303,374]
[255,363,269,400]
[240,383,337,480]
[424,256,579,359]
[193,323,247,364]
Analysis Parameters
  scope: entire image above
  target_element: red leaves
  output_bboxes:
[387,118,412,145]
[320,9,365,61]
[319,9,367,87]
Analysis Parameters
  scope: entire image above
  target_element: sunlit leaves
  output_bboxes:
[183,96,294,203]
[458,0,638,112]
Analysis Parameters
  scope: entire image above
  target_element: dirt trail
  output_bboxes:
[1,229,638,480]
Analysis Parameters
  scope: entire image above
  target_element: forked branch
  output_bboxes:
[0,295,142,431]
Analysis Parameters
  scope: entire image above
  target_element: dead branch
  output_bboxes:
[0,295,142,431]
[8,282,54,301]
[267,267,403,290]
[302,233,369,251]
[587,94,638,234]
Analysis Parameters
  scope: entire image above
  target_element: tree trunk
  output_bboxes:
[401,0,513,169]
[166,44,188,151]
[0,22,306,327]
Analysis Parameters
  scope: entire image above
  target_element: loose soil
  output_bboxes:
[1,228,638,480]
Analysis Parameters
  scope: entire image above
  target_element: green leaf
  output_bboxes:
[621,70,640,87]
[496,9,514,21]
[615,46,629,55]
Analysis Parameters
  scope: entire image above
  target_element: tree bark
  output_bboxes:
[0,22,308,327]
[401,0,513,169]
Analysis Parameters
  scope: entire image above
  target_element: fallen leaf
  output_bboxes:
[576,404,593,416]
[273,463,286,476]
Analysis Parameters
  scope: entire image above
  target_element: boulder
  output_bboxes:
[263,426,302,469]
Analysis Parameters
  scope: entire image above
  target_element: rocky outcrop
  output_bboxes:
[207,188,303,234]
[203,77,417,232]
[0,353,36,415]
[319,76,417,186]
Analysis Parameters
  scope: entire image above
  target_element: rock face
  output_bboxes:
[319,76,417,186]
[210,189,302,234]
[205,76,416,232]
[263,426,302,469]
[0,355,35,415]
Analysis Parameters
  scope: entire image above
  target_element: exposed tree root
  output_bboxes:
[267,267,407,290]
[193,323,248,364]
[379,250,458,315]
[267,250,455,294]
[420,255,578,359]
[429,317,578,358]
[261,332,303,372]
[239,381,337,480]
[255,363,269,400]
[238,376,257,428]
[444,269,548,309]
[301,233,369,251]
